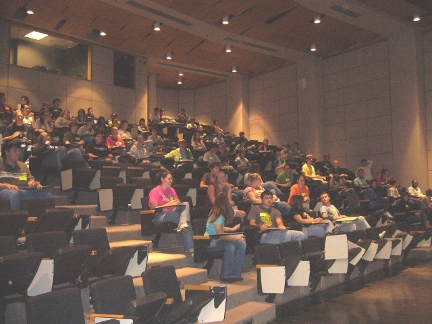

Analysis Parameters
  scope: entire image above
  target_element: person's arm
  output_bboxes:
[227,186,235,206]
[275,217,286,230]
[207,185,216,205]
[249,218,268,232]
[164,149,176,159]
[0,182,19,190]
[293,213,322,225]
[200,174,209,188]
[246,190,262,204]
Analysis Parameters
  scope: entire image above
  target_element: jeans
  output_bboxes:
[260,229,305,244]
[42,147,89,169]
[207,238,246,279]
[262,182,283,196]
[273,201,290,214]
[0,188,52,210]
[153,202,194,251]
[336,216,370,232]
[302,219,334,238]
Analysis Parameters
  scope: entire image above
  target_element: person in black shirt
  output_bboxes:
[85,132,112,159]
[393,192,429,229]
[50,98,63,120]
[63,122,85,152]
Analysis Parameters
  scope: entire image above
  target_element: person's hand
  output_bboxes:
[167,199,181,206]
[78,140,85,145]
[314,218,323,223]
[259,224,268,232]
[304,196,310,203]
[3,184,19,190]
[272,195,278,203]
[12,131,21,138]
[232,224,241,231]
[278,224,286,230]
[30,112,34,117]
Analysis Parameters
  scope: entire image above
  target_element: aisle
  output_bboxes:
[273,261,432,324]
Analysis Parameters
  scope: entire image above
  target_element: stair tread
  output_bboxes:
[223,301,275,323]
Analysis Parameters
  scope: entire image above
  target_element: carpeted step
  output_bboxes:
[409,246,432,260]
[105,224,142,242]
[53,195,69,206]
[222,301,276,324]
[89,215,106,228]
[205,280,256,311]
[109,239,153,252]
[148,251,188,269]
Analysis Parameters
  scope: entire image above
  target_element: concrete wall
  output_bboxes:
[424,31,432,188]
[0,20,148,124]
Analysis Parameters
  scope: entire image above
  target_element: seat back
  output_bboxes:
[88,160,114,170]
[126,167,145,183]
[164,290,214,324]
[180,178,199,189]
[142,265,183,305]
[73,228,110,255]
[0,198,10,210]
[179,195,193,208]
[53,245,93,286]
[0,210,29,238]
[20,198,55,217]
[172,169,186,183]
[26,287,85,324]
[100,177,123,189]
[141,197,150,210]
[301,237,324,255]
[191,168,207,180]
[62,159,86,170]
[73,168,98,188]
[278,240,304,278]
[113,183,137,207]
[90,275,137,314]
[0,236,18,256]
[254,244,281,265]
[26,231,69,258]
[160,158,175,171]
[130,177,152,189]
[101,166,122,178]
[35,208,75,233]
[192,218,207,235]
[0,252,42,298]
[124,292,167,322]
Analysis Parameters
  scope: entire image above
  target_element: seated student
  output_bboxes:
[54,109,72,129]
[243,173,290,214]
[290,142,304,160]
[34,132,90,169]
[34,109,54,134]
[319,191,370,232]
[150,107,160,124]
[328,171,360,208]
[356,158,373,181]
[109,113,121,128]
[22,105,35,128]
[77,117,95,143]
[63,122,85,153]
[205,190,246,282]
[282,144,294,162]
[105,127,126,155]
[234,150,250,175]
[289,194,334,238]
[364,179,389,211]
[301,154,326,182]
[273,151,286,175]
[148,170,194,253]
[148,127,164,145]
[327,159,348,178]
[159,108,168,121]
[421,189,432,222]
[248,190,305,244]
[76,108,86,123]
[206,171,246,221]
[393,192,429,230]
[288,174,310,210]
[387,179,401,203]
[213,130,225,145]
[0,140,52,210]
[212,119,224,133]
[276,164,294,193]
[200,162,220,188]
[191,131,206,152]
[407,180,425,200]
[118,120,132,139]
[319,152,332,174]
[50,99,63,120]
[164,139,194,171]
[376,169,391,187]
[3,110,30,141]
[85,132,112,160]
[137,118,148,134]
[244,164,284,196]
[17,95,30,111]
[86,107,96,122]
[353,168,369,194]
[128,134,150,163]
[94,116,109,135]
[177,108,188,123]
[203,142,221,163]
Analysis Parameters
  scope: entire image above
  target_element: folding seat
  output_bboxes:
[0,252,42,322]
[27,208,75,235]
[126,166,145,183]
[61,159,87,171]
[89,275,167,323]
[322,234,349,274]
[100,176,123,189]
[142,265,226,323]
[0,236,18,256]
[61,167,98,204]
[196,160,208,169]
[0,210,29,238]
[192,218,224,274]
[367,226,403,257]
[72,228,139,285]
[365,228,393,260]
[173,183,190,197]
[227,170,240,186]
[88,159,114,170]
[101,166,121,178]
[160,158,175,171]
[192,168,207,181]
[20,197,55,216]
[180,195,211,221]
[130,177,152,189]
[26,287,85,324]
[237,200,252,215]
[300,237,328,292]
[0,198,10,210]
[26,231,92,289]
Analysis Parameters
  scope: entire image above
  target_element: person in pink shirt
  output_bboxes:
[105,127,126,155]
[148,170,194,253]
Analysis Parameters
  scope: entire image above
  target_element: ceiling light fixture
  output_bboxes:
[222,15,230,25]
[178,71,183,76]
[310,44,317,52]
[225,45,232,53]
[231,66,237,73]
[24,31,48,40]
[177,78,182,85]
[166,52,173,60]
[413,14,421,22]
[314,15,321,24]
[154,22,161,31]
[100,31,106,36]
[26,8,34,15]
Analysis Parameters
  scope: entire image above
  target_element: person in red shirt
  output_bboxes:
[105,127,126,155]
[288,174,310,210]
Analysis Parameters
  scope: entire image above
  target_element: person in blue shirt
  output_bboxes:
[205,189,246,283]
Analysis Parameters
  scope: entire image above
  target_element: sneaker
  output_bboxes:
[177,223,189,232]
[185,248,194,253]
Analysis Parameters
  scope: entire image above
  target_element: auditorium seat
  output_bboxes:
[101,166,121,178]
[0,210,29,238]
[126,166,145,183]
[108,183,138,225]
[0,236,18,256]
[90,275,167,323]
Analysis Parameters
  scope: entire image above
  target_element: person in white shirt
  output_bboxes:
[407,180,425,199]
[128,134,150,162]
[356,158,373,181]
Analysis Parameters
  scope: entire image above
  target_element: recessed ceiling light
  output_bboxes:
[310,44,317,52]
[231,66,237,73]
[154,22,161,31]
[177,78,182,85]
[225,45,232,53]
[314,15,321,24]
[178,71,183,76]
[24,31,48,40]
[413,14,421,22]
[26,9,34,15]
[100,31,106,36]
[166,52,173,60]
[222,15,230,25]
